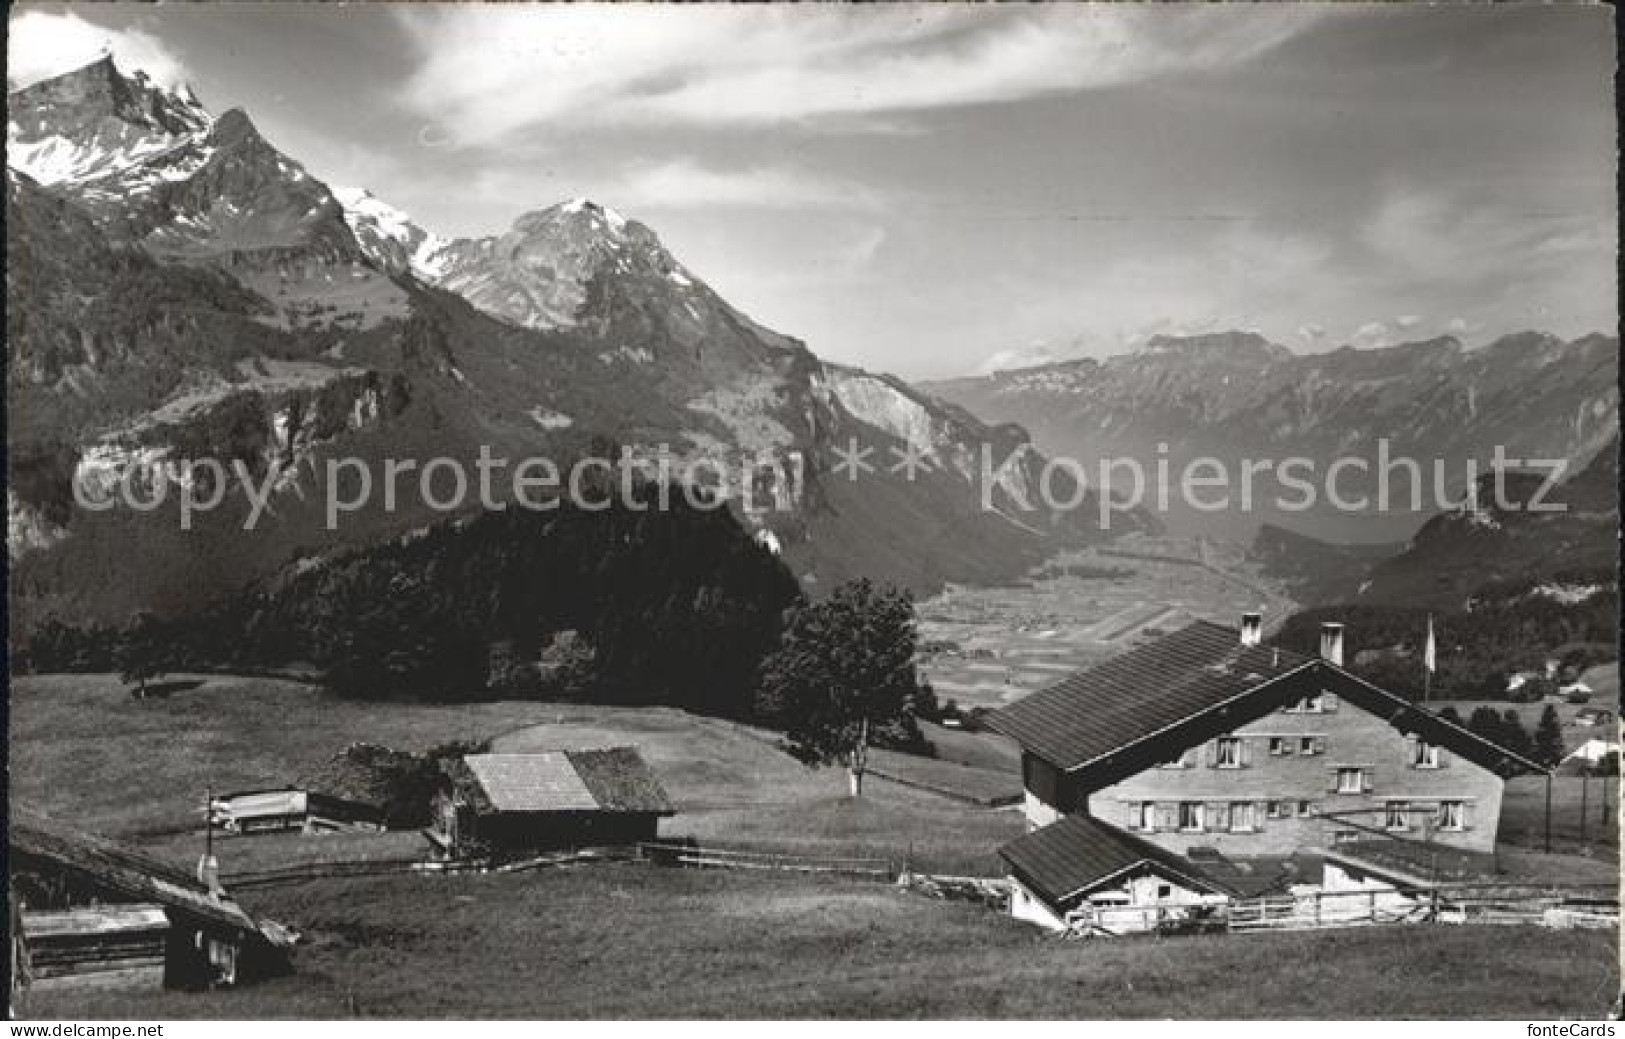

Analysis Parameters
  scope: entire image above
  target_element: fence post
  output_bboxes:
[1544,773,1553,853]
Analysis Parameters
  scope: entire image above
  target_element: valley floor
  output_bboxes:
[917,537,1298,710]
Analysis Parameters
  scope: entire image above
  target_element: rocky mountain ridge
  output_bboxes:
[7,57,1133,623]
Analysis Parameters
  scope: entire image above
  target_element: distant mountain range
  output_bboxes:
[8,58,1142,626]
[922,329,1618,543]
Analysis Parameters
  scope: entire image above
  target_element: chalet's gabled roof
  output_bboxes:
[986,620,1548,777]
[450,748,674,816]
[986,621,1313,770]
[10,806,268,937]
[1000,814,1231,909]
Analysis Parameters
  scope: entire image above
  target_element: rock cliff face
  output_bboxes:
[9,58,1131,621]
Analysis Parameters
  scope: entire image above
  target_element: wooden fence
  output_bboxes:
[221,846,636,889]
[636,841,895,879]
[1064,886,1620,938]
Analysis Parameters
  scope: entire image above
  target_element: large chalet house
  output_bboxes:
[987,615,1547,930]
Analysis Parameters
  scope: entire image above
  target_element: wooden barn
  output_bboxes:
[427,748,674,861]
[10,806,294,991]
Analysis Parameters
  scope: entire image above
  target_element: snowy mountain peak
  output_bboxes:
[7,56,214,186]
[557,196,630,233]
[333,185,449,279]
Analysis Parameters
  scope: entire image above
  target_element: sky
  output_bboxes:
[8,3,1617,379]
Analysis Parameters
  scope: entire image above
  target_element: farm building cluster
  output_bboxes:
[988,616,1553,934]
[9,610,1597,999]
[11,744,672,996]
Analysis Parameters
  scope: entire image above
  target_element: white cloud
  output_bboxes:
[605,159,884,212]
[392,5,1325,143]
[7,10,186,90]
[1351,321,1393,349]
[977,343,1062,375]
[1394,314,1423,329]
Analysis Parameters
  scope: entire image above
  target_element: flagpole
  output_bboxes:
[1423,614,1436,704]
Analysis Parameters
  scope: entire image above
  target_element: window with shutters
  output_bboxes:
[1267,800,1284,819]
[1438,801,1464,831]
[1231,802,1258,832]
[1178,802,1204,832]
[1138,802,1157,832]
[1336,767,1364,794]
[1215,737,1242,768]
[1300,735,1324,756]
[1385,801,1410,831]
[1412,741,1441,769]
[1268,736,1291,756]
[1297,800,1316,817]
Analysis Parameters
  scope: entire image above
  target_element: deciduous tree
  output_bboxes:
[756,579,925,796]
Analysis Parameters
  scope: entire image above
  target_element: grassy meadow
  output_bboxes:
[23,865,1617,1019]
[10,671,1619,1018]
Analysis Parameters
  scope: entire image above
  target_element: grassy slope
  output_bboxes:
[11,673,1023,876]
[12,672,1618,1018]
[23,866,1617,1020]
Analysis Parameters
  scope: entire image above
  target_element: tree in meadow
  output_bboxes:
[756,579,925,796]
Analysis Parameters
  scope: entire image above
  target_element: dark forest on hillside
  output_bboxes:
[1274,570,1618,702]
[17,483,805,722]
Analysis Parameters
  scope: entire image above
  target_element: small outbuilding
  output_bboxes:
[427,748,674,861]
[10,807,293,990]
[210,744,422,835]
[1000,814,1231,934]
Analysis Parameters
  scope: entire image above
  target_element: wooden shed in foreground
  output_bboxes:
[10,807,294,990]
[427,748,675,860]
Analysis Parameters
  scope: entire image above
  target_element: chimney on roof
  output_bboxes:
[197,852,224,899]
[1319,622,1345,667]
[1240,612,1263,647]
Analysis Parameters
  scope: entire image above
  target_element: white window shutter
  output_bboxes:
[1205,741,1218,767]
[1438,748,1450,769]
[1361,768,1374,793]
[1405,733,1418,767]
[1240,739,1253,767]
[1462,802,1475,829]
[1327,769,1339,793]
[1322,692,1338,711]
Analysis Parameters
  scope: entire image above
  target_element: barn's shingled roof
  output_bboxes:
[10,806,273,938]
[449,748,674,816]
[999,814,1230,909]
[986,620,1548,777]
